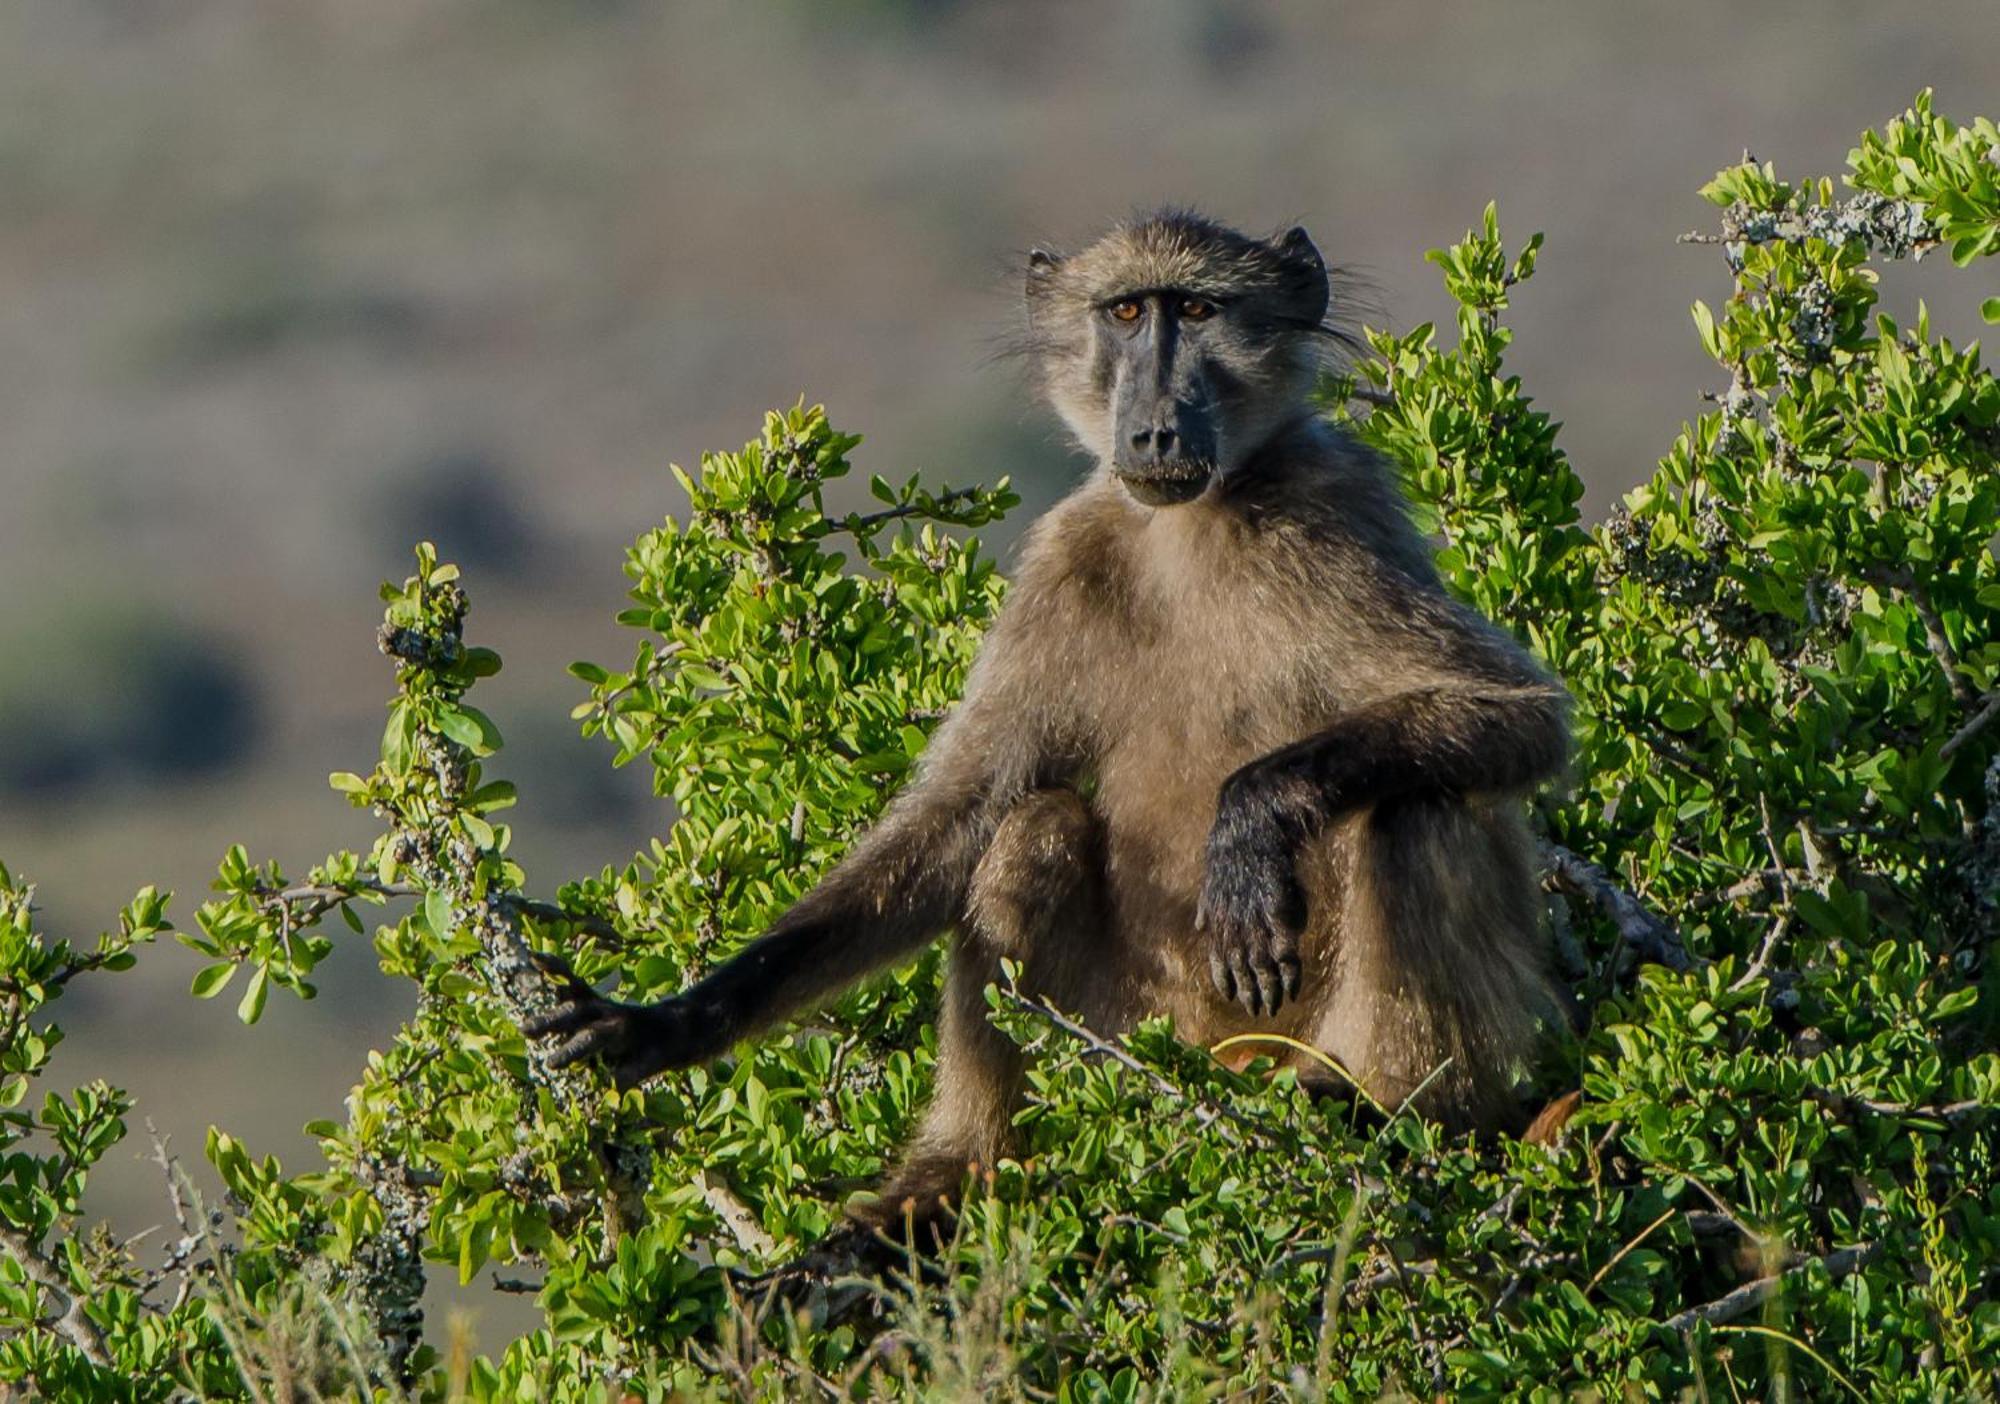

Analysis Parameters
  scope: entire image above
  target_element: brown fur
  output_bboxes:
[526,211,1572,1238]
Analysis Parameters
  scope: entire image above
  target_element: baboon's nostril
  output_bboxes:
[1155,428,1177,455]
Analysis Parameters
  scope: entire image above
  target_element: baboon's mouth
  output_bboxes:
[1114,465,1212,507]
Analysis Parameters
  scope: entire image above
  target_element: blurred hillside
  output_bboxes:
[0,0,1994,1325]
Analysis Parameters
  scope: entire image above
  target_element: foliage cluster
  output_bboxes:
[3,96,1999,1400]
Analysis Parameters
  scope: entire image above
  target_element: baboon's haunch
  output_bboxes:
[527,210,1572,1237]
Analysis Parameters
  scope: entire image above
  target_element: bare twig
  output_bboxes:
[141,1128,212,1314]
[1540,842,1701,973]
[1702,867,1786,908]
[1660,1241,1881,1331]
[1730,799,1794,991]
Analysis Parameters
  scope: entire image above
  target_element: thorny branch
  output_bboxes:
[139,1129,216,1314]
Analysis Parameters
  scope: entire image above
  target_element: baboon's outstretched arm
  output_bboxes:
[527,587,1078,1086]
[1198,680,1570,1016]
[528,753,1007,1085]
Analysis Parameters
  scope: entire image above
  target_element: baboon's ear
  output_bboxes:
[1272,226,1329,324]
[1026,246,1064,297]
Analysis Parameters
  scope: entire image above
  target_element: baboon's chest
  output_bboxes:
[1087,615,1319,893]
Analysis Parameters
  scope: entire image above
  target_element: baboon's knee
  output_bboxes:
[967,789,1101,954]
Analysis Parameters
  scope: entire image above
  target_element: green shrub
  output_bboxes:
[3,94,1998,1400]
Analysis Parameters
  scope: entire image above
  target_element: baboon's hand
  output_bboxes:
[522,952,705,1088]
[1196,805,1306,1019]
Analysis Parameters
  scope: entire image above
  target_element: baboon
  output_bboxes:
[528,210,1571,1240]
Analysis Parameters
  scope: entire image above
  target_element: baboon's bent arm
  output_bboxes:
[1200,681,1570,1015]
[1226,683,1571,827]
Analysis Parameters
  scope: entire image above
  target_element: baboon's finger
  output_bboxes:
[1209,949,1236,1004]
[1248,948,1283,1017]
[522,1001,591,1038]
[527,949,596,999]
[1277,952,1303,1001]
[550,1025,615,1070]
[1227,947,1259,1016]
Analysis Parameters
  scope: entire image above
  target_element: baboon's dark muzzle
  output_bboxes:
[1112,399,1216,507]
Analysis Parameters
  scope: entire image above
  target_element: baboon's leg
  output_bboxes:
[852,788,1107,1241]
[1306,796,1555,1132]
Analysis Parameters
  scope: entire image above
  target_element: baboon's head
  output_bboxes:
[1023,210,1332,506]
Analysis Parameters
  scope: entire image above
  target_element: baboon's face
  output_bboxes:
[1025,213,1330,507]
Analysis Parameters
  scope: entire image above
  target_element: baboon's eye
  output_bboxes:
[1109,299,1143,323]
[1180,297,1215,321]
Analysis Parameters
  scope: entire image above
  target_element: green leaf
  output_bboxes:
[190,962,236,999]
[425,890,454,941]
[236,964,269,1025]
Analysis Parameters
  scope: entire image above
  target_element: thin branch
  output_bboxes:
[830,487,982,536]
[998,987,1193,1103]
[265,879,639,952]
[1942,688,2000,759]
[1804,1087,1989,1126]
[1730,798,1794,991]
[592,641,686,714]
[1702,867,1786,908]
[1540,843,1701,973]
[140,1128,212,1313]
[1868,565,1977,708]
[0,1224,112,1368]
[1660,1241,1881,1332]
[995,983,1268,1135]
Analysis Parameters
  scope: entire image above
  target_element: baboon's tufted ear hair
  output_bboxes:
[1272,226,1329,324]
[1025,247,1065,304]
[1274,226,1324,274]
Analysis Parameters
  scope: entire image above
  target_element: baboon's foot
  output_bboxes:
[731,1217,948,1333]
